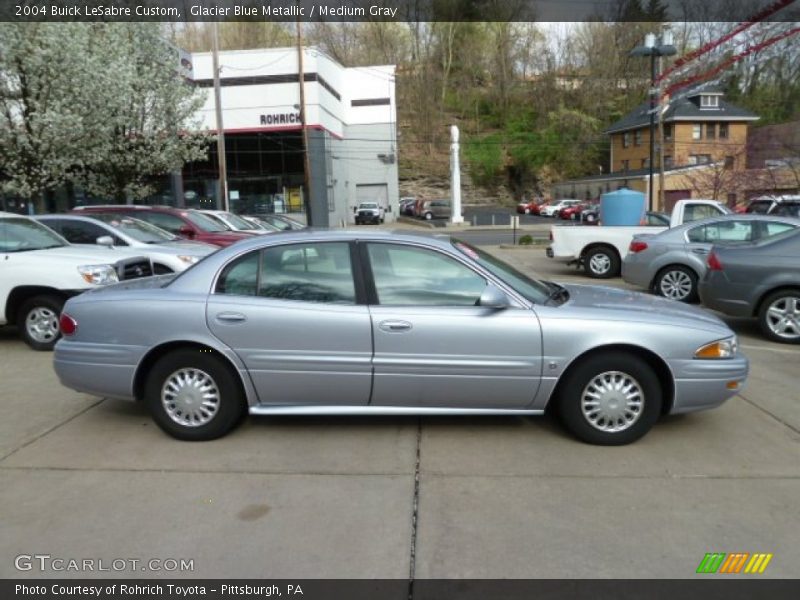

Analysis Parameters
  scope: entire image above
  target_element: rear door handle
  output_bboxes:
[216,312,247,323]
[378,320,412,333]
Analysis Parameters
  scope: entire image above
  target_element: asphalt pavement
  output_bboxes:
[1,248,798,581]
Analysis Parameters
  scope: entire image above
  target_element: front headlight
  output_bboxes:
[177,255,201,265]
[695,336,738,359]
[77,264,119,285]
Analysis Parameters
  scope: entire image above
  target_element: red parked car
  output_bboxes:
[516,200,548,215]
[71,205,254,247]
[558,203,586,220]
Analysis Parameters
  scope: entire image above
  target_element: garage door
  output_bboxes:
[356,184,389,210]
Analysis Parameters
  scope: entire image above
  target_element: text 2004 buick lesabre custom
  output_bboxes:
[53,230,748,445]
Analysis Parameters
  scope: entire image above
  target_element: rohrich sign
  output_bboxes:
[260,113,302,126]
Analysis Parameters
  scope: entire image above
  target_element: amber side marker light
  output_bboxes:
[727,381,741,390]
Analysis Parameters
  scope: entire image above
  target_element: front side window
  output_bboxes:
[0,218,67,252]
[367,243,486,306]
[138,212,186,235]
[770,203,800,218]
[93,214,174,243]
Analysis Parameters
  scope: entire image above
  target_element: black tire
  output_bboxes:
[17,294,65,351]
[556,352,663,445]
[380,217,385,224]
[144,349,246,441]
[654,265,698,303]
[153,264,175,275]
[757,288,800,344]
[583,246,620,278]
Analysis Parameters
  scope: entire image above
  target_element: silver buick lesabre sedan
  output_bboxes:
[53,230,748,445]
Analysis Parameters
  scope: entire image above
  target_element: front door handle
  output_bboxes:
[379,320,412,333]
[216,312,247,323]
[691,248,709,255]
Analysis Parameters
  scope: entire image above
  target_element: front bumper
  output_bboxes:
[669,355,749,413]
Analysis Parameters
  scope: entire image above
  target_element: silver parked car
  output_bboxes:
[699,228,800,344]
[36,214,217,274]
[53,230,748,445]
[623,215,800,302]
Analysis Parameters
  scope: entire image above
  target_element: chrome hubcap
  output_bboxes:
[162,368,220,427]
[765,296,800,340]
[581,371,644,433]
[26,307,59,343]
[659,270,693,300]
[589,254,611,274]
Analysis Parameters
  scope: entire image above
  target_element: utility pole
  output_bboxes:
[212,21,228,212]
[296,19,313,224]
[450,125,464,224]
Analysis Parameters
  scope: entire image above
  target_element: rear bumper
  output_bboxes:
[669,356,749,413]
[621,258,652,289]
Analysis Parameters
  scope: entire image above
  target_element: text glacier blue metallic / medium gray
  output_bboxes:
[53,229,748,445]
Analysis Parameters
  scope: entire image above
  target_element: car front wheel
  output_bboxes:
[145,349,246,440]
[425,212,433,220]
[557,352,662,445]
[584,246,619,278]
[655,265,698,303]
[758,289,800,344]
[18,294,65,351]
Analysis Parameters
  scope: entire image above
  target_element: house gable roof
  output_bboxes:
[605,91,758,134]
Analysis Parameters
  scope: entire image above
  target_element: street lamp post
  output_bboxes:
[631,31,676,212]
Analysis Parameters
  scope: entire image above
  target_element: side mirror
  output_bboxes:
[96,235,114,248]
[178,225,195,238]
[478,284,510,309]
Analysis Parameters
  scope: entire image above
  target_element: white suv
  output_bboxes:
[1,212,153,350]
[540,199,582,217]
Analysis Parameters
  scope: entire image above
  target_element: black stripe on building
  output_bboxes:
[351,98,391,107]
[193,73,341,101]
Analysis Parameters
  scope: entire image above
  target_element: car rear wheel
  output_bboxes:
[18,295,65,351]
[425,212,433,220]
[583,246,619,278]
[145,349,246,440]
[557,352,662,445]
[655,266,698,303]
[758,289,800,344]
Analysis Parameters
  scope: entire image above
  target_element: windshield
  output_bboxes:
[92,214,177,243]
[184,211,228,232]
[222,212,258,230]
[0,218,67,252]
[452,240,551,304]
[360,203,379,209]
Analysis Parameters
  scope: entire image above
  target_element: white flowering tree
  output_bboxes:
[0,23,210,205]
[0,23,109,201]
[74,24,211,202]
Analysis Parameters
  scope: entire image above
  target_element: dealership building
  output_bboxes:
[183,47,399,226]
[3,47,399,226]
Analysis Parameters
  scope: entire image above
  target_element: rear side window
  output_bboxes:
[215,243,355,304]
[687,221,753,243]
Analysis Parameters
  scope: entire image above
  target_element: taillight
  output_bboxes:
[707,251,723,271]
[59,313,77,336]
[629,240,648,253]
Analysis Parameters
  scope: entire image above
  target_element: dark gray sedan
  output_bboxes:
[699,228,800,344]
[53,230,748,445]
[623,215,800,302]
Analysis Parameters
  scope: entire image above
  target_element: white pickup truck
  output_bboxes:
[547,199,732,278]
[1,212,154,350]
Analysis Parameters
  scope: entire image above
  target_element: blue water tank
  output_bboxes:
[600,188,646,226]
